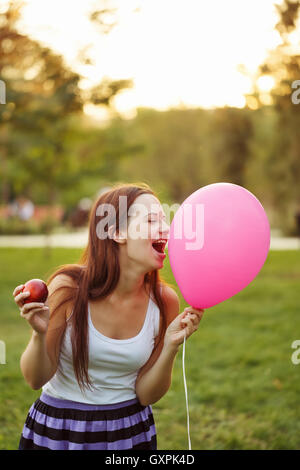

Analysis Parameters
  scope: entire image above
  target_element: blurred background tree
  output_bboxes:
[245,0,300,232]
[1,0,300,236]
[0,0,133,208]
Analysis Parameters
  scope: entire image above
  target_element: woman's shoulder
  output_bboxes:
[159,283,180,322]
[160,282,179,303]
[46,273,78,321]
[48,273,78,292]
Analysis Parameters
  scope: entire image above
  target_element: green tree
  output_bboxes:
[208,107,253,187]
[0,0,133,207]
[115,107,215,203]
[245,0,300,232]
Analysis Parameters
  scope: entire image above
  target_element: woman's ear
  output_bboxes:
[108,225,127,245]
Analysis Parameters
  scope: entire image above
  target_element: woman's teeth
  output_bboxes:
[152,240,167,253]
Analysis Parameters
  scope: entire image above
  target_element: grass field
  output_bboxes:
[0,247,300,450]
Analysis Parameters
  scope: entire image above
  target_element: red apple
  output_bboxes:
[22,279,48,304]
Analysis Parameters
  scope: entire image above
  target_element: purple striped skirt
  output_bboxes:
[18,392,157,450]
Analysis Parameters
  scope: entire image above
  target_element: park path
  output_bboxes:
[0,230,299,250]
[0,230,89,248]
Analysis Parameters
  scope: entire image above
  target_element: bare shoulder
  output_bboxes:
[45,273,77,320]
[161,284,180,323]
[47,273,77,295]
[161,284,179,304]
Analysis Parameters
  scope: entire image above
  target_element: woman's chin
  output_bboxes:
[151,247,166,264]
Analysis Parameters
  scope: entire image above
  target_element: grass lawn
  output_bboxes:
[0,246,300,450]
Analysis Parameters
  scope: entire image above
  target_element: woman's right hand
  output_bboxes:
[13,284,50,335]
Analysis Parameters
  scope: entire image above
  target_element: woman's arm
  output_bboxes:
[135,340,179,407]
[19,274,71,390]
[135,286,204,406]
[20,330,56,390]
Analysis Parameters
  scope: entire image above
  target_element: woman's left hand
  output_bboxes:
[164,307,205,349]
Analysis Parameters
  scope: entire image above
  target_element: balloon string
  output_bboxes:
[182,330,192,450]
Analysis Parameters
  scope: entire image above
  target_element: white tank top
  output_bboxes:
[42,290,161,404]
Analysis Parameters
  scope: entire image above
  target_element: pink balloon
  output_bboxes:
[168,183,270,309]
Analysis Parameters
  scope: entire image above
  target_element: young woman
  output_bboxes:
[14,182,204,450]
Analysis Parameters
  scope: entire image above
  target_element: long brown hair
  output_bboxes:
[46,182,172,391]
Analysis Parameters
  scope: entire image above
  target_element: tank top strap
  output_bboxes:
[149,284,162,339]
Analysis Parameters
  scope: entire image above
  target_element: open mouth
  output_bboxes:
[151,239,167,254]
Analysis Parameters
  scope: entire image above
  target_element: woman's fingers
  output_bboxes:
[181,315,198,329]
[21,302,46,313]
[13,284,24,296]
[182,312,200,326]
[184,307,204,322]
[184,307,204,313]
[20,306,48,320]
[181,313,201,340]
[188,313,199,326]
[14,290,30,306]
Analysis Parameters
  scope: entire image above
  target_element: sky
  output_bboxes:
[16,0,283,120]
